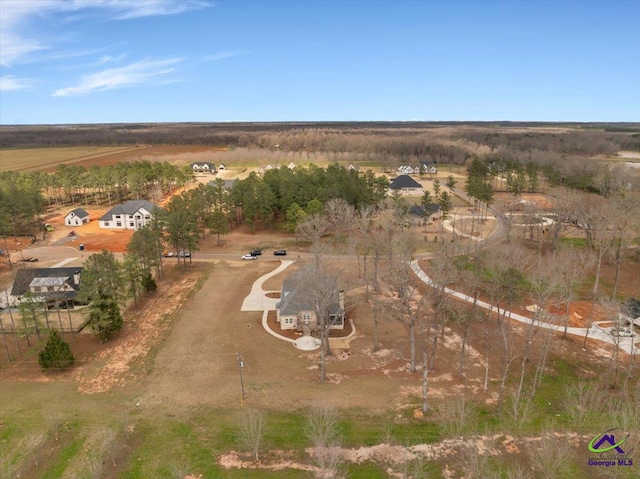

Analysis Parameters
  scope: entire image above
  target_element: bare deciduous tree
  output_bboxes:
[296,213,330,268]
[527,430,574,479]
[238,407,266,462]
[562,380,604,432]
[305,404,344,479]
[436,395,475,438]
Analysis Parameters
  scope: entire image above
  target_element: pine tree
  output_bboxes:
[87,294,123,342]
[38,329,74,369]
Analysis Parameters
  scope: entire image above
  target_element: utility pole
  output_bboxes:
[236,352,247,402]
[2,236,12,270]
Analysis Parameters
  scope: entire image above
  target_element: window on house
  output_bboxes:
[129,222,134,227]
[116,222,122,227]
[302,313,311,322]
[104,221,110,226]
[47,286,54,292]
[115,215,121,219]
[145,215,150,219]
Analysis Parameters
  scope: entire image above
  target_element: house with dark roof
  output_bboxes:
[99,200,160,230]
[621,298,640,328]
[190,162,216,174]
[276,277,345,332]
[389,175,424,194]
[11,267,84,305]
[408,204,442,224]
[223,179,237,190]
[64,208,90,226]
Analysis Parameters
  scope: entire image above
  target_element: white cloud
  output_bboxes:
[0,75,36,91]
[204,50,249,62]
[0,0,211,66]
[98,53,126,64]
[97,0,212,20]
[52,57,183,96]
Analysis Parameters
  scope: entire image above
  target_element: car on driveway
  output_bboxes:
[242,254,257,260]
[273,250,287,256]
[178,251,191,257]
[250,250,262,256]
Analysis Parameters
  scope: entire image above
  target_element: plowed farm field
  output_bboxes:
[0,145,227,172]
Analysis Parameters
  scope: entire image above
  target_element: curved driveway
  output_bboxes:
[410,261,636,355]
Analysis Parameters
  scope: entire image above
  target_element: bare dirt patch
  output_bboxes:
[72,265,205,393]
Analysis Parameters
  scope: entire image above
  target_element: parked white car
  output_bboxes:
[242,254,257,260]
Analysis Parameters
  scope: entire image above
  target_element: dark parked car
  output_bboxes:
[178,251,191,257]
[273,250,287,256]
[250,250,262,256]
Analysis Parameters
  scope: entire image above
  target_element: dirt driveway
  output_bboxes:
[141,259,417,413]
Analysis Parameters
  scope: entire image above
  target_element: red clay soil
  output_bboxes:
[546,301,612,327]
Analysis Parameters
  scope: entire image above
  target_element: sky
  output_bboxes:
[0,0,639,124]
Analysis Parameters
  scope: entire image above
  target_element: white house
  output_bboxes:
[64,208,90,226]
[287,162,296,170]
[190,162,216,174]
[99,200,160,230]
[420,163,438,175]
[218,163,226,170]
[397,165,417,175]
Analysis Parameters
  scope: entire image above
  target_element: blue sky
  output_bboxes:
[1,0,638,124]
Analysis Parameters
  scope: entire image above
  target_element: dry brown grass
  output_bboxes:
[0,146,139,172]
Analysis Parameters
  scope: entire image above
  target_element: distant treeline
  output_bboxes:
[1,122,638,158]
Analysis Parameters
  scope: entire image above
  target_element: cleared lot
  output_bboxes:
[142,259,414,412]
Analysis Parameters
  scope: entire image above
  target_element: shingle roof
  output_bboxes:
[625,298,640,319]
[11,267,84,299]
[276,276,343,317]
[100,200,159,221]
[409,205,425,217]
[409,204,441,217]
[67,208,89,218]
[389,175,422,189]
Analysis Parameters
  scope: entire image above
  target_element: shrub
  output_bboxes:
[38,329,74,369]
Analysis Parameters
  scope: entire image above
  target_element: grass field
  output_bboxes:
[0,146,141,172]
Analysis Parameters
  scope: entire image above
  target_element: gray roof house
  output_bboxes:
[64,208,90,226]
[389,175,424,194]
[99,200,160,230]
[408,204,442,223]
[276,277,345,332]
[11,267,84,303]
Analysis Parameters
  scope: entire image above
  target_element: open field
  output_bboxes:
[0,145,232,172]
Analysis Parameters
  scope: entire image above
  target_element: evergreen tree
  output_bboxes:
[39,329,74,369]
[86,294,123,342]
[77,249,126,305]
